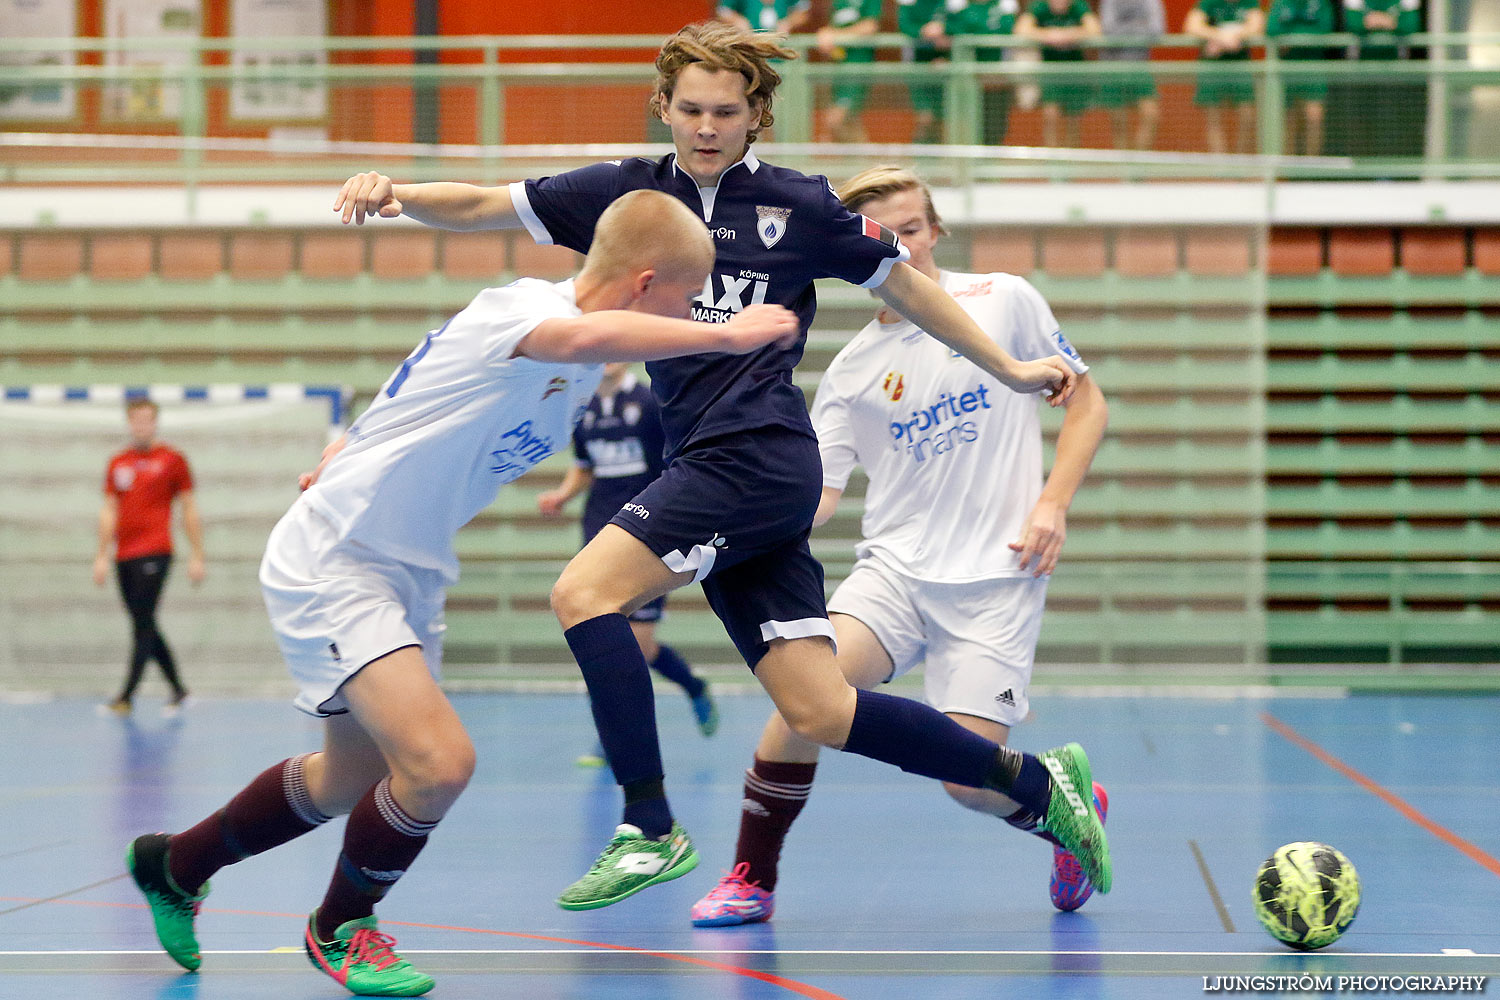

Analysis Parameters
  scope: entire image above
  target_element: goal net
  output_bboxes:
[0,384,347,697]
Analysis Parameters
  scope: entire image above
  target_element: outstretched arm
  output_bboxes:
[335,172,523,231]
[517,304,799,364]
[875,263,1076,404]
[1009,373,1109,576]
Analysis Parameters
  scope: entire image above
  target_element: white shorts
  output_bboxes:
[260,500,447,718]
[827,558,1048,727]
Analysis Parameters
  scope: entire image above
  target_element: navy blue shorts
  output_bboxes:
[583,520,666,624]
[607,427,831,667]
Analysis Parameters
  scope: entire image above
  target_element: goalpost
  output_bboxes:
[0,384,348,698]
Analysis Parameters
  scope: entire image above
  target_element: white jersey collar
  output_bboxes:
[671,149,762,223]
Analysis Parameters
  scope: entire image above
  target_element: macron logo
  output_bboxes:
[1043,756,1087,817]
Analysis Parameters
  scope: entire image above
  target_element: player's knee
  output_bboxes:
[942,781,992,813]
[549,570,604,625]
[398,735,476,802]
[777,691,856,748]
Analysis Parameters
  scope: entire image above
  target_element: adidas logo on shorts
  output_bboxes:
[994,688,1016,707]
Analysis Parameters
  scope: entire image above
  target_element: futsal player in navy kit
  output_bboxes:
[538,362,719,747]
[335,20,1111,912]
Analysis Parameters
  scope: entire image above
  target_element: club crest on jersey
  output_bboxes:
[1051,330,1081,363]
[756,205,791,249]
[883,371,906,402]
[541,377,568,400]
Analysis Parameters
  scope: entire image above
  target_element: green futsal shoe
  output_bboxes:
[557,821,698,910]
[1037,743,1113,895]
[304,911,435,997]
[126,832,209,972]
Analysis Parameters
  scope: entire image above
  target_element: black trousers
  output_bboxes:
[115,554,186,701]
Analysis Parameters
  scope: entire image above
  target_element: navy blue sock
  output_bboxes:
[988,746,1053,818]
[623,777,673,839]
[841,688,998,787]
[565,615,671,828]
[649,644,704,698]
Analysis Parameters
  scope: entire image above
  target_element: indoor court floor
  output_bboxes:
[2,687,1497,999]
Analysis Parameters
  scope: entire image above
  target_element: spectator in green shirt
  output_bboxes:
[899,0,950,143]
[817,0,885,142]
[1017,0,1102,148]
[1267,0,1337,154]
[717,0,813,34]
[1185,0,1265,153]
[1344,0,1419,60]
[943,0,1023,145]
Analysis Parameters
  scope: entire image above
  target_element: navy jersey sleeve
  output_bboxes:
[572,422,590,467]
[640,392,667,479]
[509,161,625,254]
[806,178,911,289]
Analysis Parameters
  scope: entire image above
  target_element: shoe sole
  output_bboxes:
[691,908,772,928]
[556,850,700,911]
[1042,743,1112,895]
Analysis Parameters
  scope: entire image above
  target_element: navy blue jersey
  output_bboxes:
[572,373,666,540]
[510,150,909,459]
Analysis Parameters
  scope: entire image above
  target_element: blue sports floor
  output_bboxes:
[1,689,1497,998]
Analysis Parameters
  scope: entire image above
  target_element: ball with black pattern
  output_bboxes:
[1252,842,1360,950]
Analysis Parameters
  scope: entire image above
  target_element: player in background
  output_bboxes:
[691,165,1110,927]
[333,20,1109,915]
[538,361,720,755]
[123,190,798,998]
[716,0,813,34]
[94,397,204,716]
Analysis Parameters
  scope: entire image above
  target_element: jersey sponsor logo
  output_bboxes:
[1051,330,1081,363]
[952,280,994,298]
[861,214,899,249]
[585,438,648,478]
[883,371,906,402]
[710,226,737,240]
[542,377,568,400]
[692,271,771,323]
[489,419,555,478]
[113,465,136,491]
[621,502,650,519]
[756,205,792,249]
[623,402,641,426]
[888,383,993,464]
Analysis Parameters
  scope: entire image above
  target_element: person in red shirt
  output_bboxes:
[93,398,206,715]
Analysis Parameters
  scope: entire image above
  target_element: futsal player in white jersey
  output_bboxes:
[691,165,1111,927]
[121,190,798,998]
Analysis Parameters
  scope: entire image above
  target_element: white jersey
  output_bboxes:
[813,271,1089,582]
[302,278,603,582]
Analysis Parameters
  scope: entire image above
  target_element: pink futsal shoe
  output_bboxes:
[690,862,774,927]
[1050,782,1109,912]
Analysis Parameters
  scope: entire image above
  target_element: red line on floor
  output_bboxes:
[0,897,849,1000]
[1260,711,1500,879]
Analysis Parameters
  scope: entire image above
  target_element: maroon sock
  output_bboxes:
[169,754,330,894]
[732,757,817,892]
[315,778,437,941]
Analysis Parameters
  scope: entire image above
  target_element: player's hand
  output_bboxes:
[299,435,348,491]
[816,26,839,54]
[187,554,206,586]
[92,554,109,587]
[335,171,403,225]
[537,491,566,518]
[1005,355,1076,407]
[721,304,800,354]
[1009,500,1066,577]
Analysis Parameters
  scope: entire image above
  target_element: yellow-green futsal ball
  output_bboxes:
[1252,842,1360,950]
